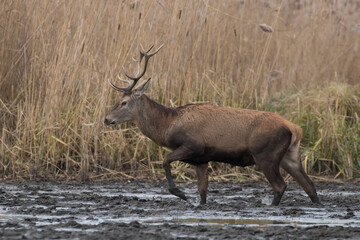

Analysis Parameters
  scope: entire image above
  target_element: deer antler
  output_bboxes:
[108,44,163,93]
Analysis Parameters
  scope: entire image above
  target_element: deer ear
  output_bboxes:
[133,78,151,98]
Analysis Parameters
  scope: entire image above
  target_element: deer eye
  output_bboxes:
[121,101,127,106]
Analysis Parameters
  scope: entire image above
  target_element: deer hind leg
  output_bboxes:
[252,150,287,206]
[280,142,320,204]
[261,162,287,206]
[195,163,208,205]
[250,126,293,206]
[252,139,292,205]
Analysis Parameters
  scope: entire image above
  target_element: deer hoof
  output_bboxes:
[311,196,321,204]
[169,187,187,201]
[311,196,322,206]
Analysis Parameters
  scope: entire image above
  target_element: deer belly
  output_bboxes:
[189,148,255,167]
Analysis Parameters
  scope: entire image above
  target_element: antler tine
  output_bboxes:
[106,73,135,93]
[138,45,154,63]
[147,43,164,57]
[144,45,154,53]
[124,44,163,84]
[109,44,163,92]
[108,78,131,92]
[117,73,132,85]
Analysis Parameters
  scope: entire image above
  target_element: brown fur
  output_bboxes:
[105,94,320,205]
[105,45,319,205]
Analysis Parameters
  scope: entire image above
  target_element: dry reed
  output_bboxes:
[0,0,359,181]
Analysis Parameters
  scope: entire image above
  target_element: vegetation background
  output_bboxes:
[1,0,359,181]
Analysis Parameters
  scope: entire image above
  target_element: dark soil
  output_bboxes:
[0,180,360,239]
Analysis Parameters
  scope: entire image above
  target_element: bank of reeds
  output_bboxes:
[1,0,359,181]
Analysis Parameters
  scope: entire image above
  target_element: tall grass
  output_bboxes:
[1,0,359,180]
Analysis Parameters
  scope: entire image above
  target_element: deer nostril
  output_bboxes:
[104,119,108,125]
[104,118,115,125]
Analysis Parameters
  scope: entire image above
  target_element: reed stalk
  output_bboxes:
[0,0,359,180]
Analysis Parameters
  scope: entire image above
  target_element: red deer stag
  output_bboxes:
[104,45,320,206]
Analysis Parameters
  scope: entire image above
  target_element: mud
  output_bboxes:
[0,180,360,239]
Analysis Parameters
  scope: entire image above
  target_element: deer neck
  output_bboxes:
[134,95,175,146]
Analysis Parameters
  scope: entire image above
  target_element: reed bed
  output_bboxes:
[1,0,359,181]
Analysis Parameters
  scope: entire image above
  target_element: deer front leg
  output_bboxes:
[195,163,208,204]
[163,146,194,201]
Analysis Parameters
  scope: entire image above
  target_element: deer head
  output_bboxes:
[104,44,163,126]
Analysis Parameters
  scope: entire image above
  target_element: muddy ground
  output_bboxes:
[0,180,359,239]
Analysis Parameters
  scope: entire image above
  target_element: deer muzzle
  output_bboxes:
[104,117,116,126]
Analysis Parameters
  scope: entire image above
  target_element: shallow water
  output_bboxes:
[0,180,360,239]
